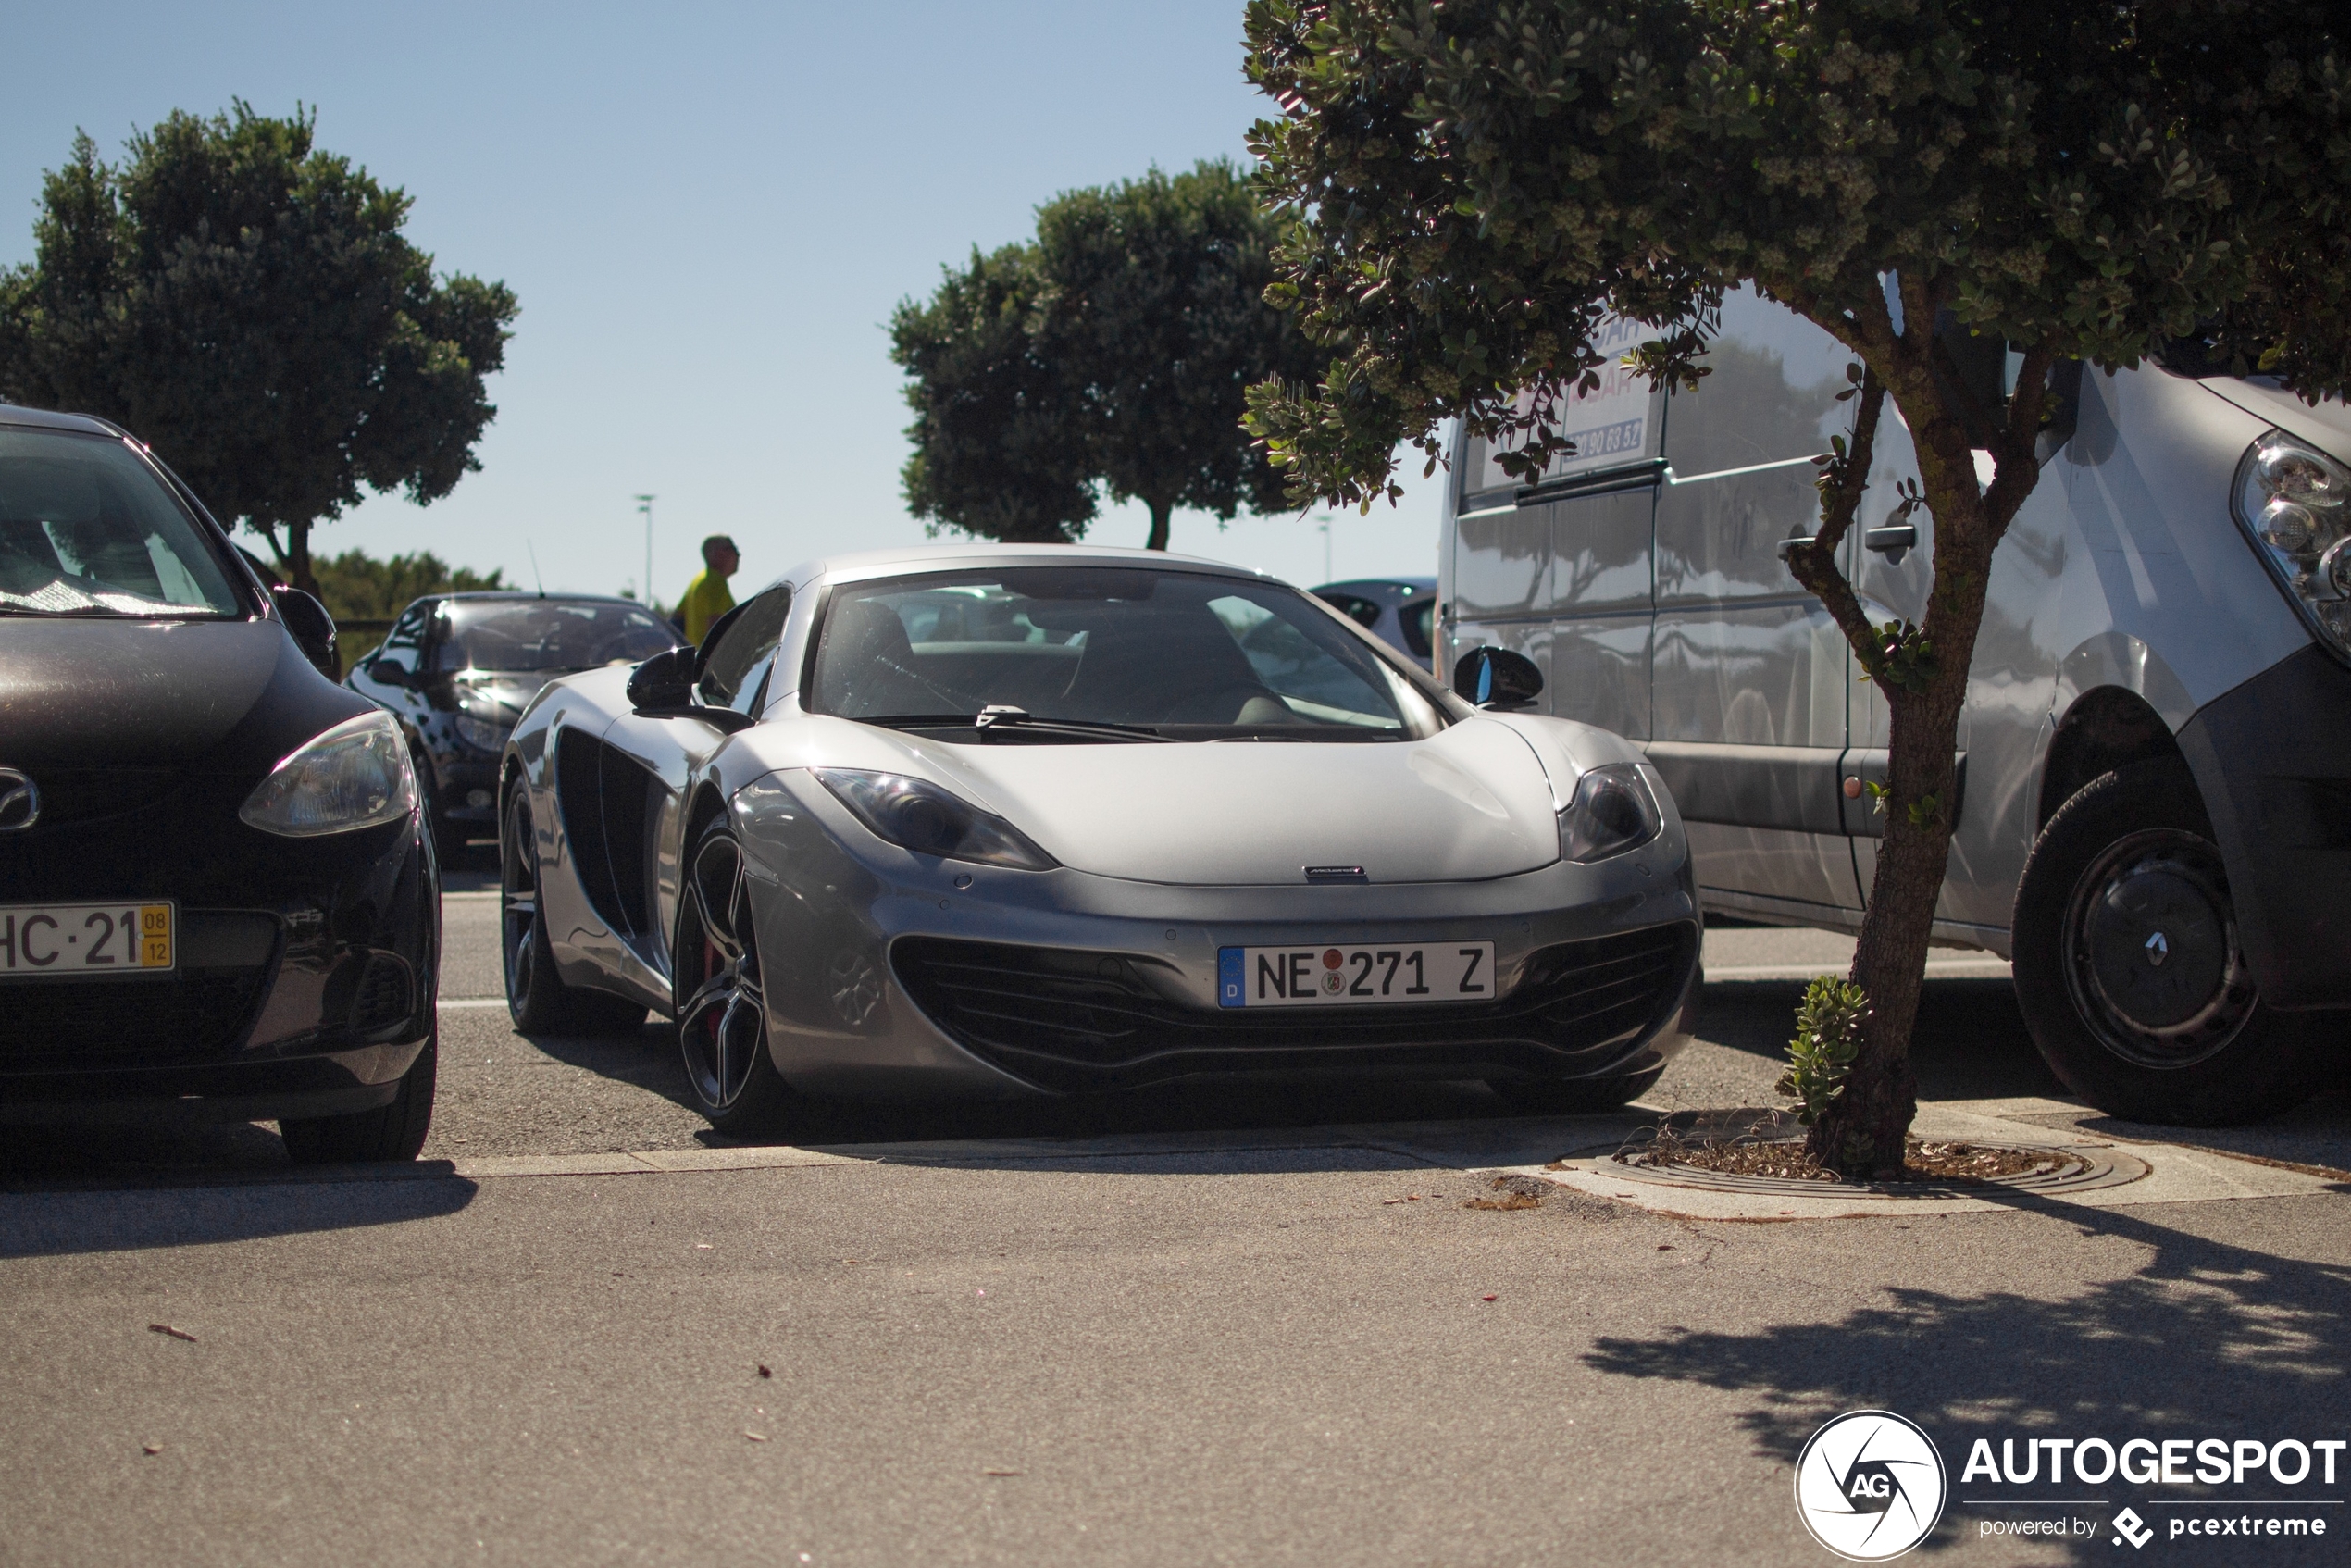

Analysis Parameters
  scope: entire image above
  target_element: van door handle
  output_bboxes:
[1774,535,1815,561]
[1864,524,1917,560]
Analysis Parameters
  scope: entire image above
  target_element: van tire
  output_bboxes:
[2012,759,2313,1126]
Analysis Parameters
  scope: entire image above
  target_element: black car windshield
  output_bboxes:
[0,428,243,617]
[432,599,683,673]
[811,567,1449,740]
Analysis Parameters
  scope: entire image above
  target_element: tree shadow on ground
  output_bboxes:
[1583,1194,2351,1564]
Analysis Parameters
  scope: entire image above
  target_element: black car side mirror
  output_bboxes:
[628,645,697,712]
[1452,644,1544,710]
[628,645,757,732]
[272,586,339,679]
[368,659,415,689]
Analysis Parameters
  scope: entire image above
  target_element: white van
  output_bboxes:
[1437,289,2349,1124]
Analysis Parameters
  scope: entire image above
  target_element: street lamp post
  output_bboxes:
[635,494,654,606]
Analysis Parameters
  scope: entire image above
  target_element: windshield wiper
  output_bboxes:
[852,708,1169,742]
[974,705,1167,743]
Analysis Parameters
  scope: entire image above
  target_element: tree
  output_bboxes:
[1241,0,2351,1174]
[891,243,1101,543]
[311,546,506,624]
[0,103,518,597]
[890,158,1319,550]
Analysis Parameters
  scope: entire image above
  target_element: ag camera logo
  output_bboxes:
[1794,1410,1948,1561]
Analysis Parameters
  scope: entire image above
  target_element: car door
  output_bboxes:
[592,586,795,979]
[1648,287,1861,920]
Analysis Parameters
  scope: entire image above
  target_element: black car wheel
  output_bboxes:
[416,749,470,864]
[2012,758,2314,1125]
[501,788,648,1037]
[675,818,797,1133]
[1486,1066,1662,1114]
[280,1031,438,1164]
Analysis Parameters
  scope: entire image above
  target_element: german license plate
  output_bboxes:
[1217,940,1496,1008]
[0,902,174,978]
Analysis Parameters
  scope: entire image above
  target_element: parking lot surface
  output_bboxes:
[1,877,2344,1566]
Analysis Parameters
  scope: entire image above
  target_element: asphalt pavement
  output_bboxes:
[2,866,2345,1567]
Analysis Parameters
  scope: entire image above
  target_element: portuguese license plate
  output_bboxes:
[1217,940,1496,1008]
[0,902,174,978]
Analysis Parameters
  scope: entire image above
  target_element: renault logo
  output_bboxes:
[0,768,37,831]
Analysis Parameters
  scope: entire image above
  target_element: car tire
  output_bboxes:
[415,751,468,865]
[280,1031,438,1164]
[2011,758,2314,1126]
[1486,1066,1662,1114]
[674,816,798,1135]
[501,788,649,1038]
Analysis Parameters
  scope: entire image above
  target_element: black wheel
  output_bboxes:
[281,1031,437,1164]
[416,751,469,865]
[1487,1066,1662,1114]
[501,787,649,1037]
[675,818,797,1134]
[2012,758,2314,1125]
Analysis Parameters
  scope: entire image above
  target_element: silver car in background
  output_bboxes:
[499,546,1699,1132]
[1438,288,2351,1125]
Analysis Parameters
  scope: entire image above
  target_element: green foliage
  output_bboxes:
[0,104,518,592]
[1775,977,1872,1126]
[311,547,505,624]
[1240,0,2351,507]
[890,243,1097,543]
[1860,617,1938,693]
[891,159,1320,550]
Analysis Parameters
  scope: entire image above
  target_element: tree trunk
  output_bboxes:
[285,519,318,599]
[1144,497,1173,552]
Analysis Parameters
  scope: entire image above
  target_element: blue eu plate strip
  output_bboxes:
[1217,947,1244,1008]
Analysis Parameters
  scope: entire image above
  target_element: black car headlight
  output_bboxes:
[813,768,1057,871]
[454,710,511,754]
[2233,429,2351,660]
[1559,763,1661,864]
[240,711,419,837]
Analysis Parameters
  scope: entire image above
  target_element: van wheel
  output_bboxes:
[501,789,649,1038]
[2011,759,2313,1126]
[1487,1066,1662,1114]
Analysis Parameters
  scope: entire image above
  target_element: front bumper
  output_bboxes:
[735,771,1701,1099]
[0,776,439,1124]
[2178,642,2351,1013]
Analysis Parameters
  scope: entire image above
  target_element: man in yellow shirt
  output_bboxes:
[676,534,740,644]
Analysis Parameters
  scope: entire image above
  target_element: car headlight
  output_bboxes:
[454,711,510,754]
[1559,763,1661,864]
[813,768,1057,870]
[240,711,419,837]
[2233,429,2351,658]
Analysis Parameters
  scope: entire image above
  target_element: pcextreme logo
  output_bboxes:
[1794,1410,1949,1561]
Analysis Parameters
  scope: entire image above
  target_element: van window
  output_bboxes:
[1460,317,1667,505]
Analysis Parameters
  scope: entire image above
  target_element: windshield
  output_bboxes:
[432,599,684,673]
[0,427,243,617]
[810,567,1448,740]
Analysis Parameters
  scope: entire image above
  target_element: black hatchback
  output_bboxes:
[346,592,684,857]
[0,404,438,1162]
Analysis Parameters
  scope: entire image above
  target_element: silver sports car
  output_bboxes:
[499,545,1700,1132]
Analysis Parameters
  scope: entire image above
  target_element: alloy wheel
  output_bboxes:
[679,831,768,1111]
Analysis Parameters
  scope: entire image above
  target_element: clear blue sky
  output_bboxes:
[2,1,1443,604]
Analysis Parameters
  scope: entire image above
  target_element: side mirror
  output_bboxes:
[1452,645,1544,711]
[627,645,698,713]
[272,586,339,679]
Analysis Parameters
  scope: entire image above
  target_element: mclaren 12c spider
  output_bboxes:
[499,546,1699,1132]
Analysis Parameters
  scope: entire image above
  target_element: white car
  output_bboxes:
[498,545,1700,1132]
